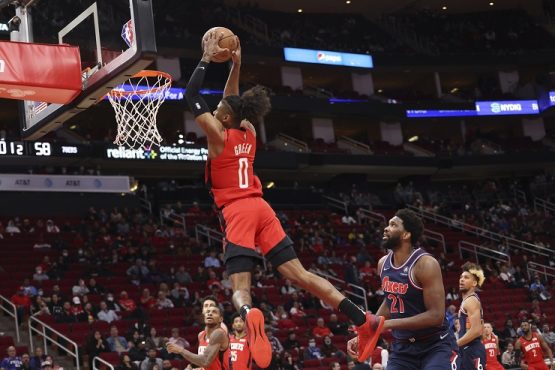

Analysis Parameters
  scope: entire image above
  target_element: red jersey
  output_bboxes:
[206,129,263,208]
[229,334,251,370]
[198,329,230,370]
[482,335,502,365]
[520,333,546,365]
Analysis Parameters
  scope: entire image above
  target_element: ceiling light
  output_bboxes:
[266,181,275,189]
[297,8,303,13]
[442,6,447,10]
[408,136,419,142]
[450,87,459,93]
[346,0,351,3]
[377,89,383,93]
[489,2,494,5]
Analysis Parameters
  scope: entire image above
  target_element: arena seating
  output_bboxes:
[0,199,553,369]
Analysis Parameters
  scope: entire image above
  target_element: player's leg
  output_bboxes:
[420,338,459,370]
[384,345,420,370]
[255,197,384,362]
[221,199,272,368]
[459,345,486,370]
[226,254,272,368]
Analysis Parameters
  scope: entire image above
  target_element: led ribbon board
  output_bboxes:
[284,47,373,68]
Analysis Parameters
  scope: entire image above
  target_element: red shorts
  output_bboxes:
[485,361,504,370]
[527,362,550,370]
[221,197,288,256]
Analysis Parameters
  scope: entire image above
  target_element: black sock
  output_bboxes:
[338,298,366,326]
[240,304,251,321]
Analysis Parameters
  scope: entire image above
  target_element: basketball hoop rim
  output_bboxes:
[107,70,172,98]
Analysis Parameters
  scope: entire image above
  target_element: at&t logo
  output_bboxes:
[490,103,501,113]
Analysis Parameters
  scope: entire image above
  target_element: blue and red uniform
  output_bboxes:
[380,248,457,370]
[458,294,486,370]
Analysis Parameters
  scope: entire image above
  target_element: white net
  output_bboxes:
[107,70,172,149]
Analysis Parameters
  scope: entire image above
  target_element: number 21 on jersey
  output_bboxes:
[388,294,405,314]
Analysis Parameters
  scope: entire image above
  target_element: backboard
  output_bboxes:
[14,0,156,140]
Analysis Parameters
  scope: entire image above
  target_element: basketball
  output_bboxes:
[202,26,239,63]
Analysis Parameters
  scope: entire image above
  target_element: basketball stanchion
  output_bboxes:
[106,70,172,150]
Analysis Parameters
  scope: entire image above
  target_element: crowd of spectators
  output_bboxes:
[3,176,555,369]
[386,9,555,55]
[405,177,555,249]
[0,345,66,370]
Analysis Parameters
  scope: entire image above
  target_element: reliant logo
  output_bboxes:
[143,148,158,159]
[316,52,341,63]
[106,147,146,159]
[0,59,4,73]
[106,147,159,160]
[490,102,522,113]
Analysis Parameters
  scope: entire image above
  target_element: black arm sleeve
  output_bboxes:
[185,61,211,117]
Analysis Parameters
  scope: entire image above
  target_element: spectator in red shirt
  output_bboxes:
[312,317,333,338]
[11,287,31,325]
[118,291,137,313]
[139,288,156,309]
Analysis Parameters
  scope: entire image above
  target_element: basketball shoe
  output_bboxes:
[357,312,385,362]
[246,308,272,368]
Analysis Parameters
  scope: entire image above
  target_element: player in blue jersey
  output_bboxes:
[348,209,457,370]
[457,262,486,370]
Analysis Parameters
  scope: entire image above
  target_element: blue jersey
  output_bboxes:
[380,248,448,341]
[457,293,486,370]
[458,293,483,346]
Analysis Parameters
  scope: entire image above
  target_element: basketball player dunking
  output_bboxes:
[184,30,383,367]
[457,262,486,370]
[167,305,230,370]
[347,209,457,370]
[482,323,504,370]
[229,313,252,370]
[515,321,554,370]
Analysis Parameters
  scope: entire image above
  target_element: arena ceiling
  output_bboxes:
[225,0,543,16]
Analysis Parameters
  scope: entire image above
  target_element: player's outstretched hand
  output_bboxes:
[231,37,241,65]
[202,30,228,61]
[347,336,359,358]
[166,342,184,355]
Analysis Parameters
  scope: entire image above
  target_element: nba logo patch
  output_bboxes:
[121,20,135,48]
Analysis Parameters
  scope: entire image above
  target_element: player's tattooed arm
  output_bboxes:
[167,328,227,368]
